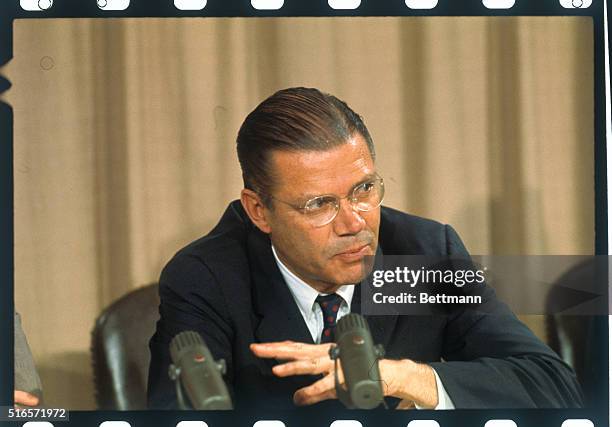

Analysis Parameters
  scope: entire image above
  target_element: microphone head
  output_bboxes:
[335,313,370,338]
[170,331,208,365]
[169,331,233,410]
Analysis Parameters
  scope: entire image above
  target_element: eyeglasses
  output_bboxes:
[267,174,385,227]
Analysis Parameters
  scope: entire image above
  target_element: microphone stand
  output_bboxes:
[329,343,388,409]
[168,364,189,410]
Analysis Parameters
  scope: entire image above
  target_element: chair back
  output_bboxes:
[91,284,160,410]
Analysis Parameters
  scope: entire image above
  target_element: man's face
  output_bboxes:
[264,134,380,292]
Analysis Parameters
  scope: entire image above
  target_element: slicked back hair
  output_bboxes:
[236,87,376,207]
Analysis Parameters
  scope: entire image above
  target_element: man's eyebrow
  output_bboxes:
[298,173,378,201]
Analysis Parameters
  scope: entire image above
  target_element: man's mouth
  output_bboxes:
[334,244,370,261]
[338,244,368,254]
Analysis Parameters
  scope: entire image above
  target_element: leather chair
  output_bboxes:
[91,284,160,410]
[544,259,608,408]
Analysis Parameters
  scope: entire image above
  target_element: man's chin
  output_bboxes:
[326,264,369,286]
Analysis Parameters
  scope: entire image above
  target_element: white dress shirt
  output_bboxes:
[271,244,455,410]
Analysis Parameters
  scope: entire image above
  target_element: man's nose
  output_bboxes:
[332,198,366,236]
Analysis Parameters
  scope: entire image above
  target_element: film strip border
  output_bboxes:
[0,0,609,426]
[0,0,605,17]
[0,410,605,426]
[9,0,600,12]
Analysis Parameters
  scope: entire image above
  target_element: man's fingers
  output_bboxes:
[250,341,306,360]
[396,399,416,410]
[293,373,337,406]
[250,341,333,360]
[14,390,39,407]
[250,340,343,405]
[295,388,337,406]
[272,356,333,377]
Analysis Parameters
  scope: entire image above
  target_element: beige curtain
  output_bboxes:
[5,17,593,409]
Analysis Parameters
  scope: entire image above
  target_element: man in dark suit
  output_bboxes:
[147,87,583,410]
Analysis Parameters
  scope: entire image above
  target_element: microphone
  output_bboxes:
[329,313,386,409]
[168,331,233,410]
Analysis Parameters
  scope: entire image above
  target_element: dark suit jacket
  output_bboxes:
[147,200,583,410]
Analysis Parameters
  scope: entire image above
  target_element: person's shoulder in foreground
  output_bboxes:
[147,86,584,411]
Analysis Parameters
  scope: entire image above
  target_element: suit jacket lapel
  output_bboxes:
[356,245,399,351]
[248,229,315,346]
[247,228,322,400]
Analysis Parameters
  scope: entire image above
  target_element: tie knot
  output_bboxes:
[315,293,343,309]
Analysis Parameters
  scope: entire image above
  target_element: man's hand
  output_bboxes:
[250,340,438,408]
[14,390,39,407]
[250,340,338,405]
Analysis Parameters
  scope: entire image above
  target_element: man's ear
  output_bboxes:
[240,189,272,234]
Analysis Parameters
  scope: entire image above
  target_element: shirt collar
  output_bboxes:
[271,244,354,320]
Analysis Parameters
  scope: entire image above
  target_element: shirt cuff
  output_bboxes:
[414,368,455,410]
